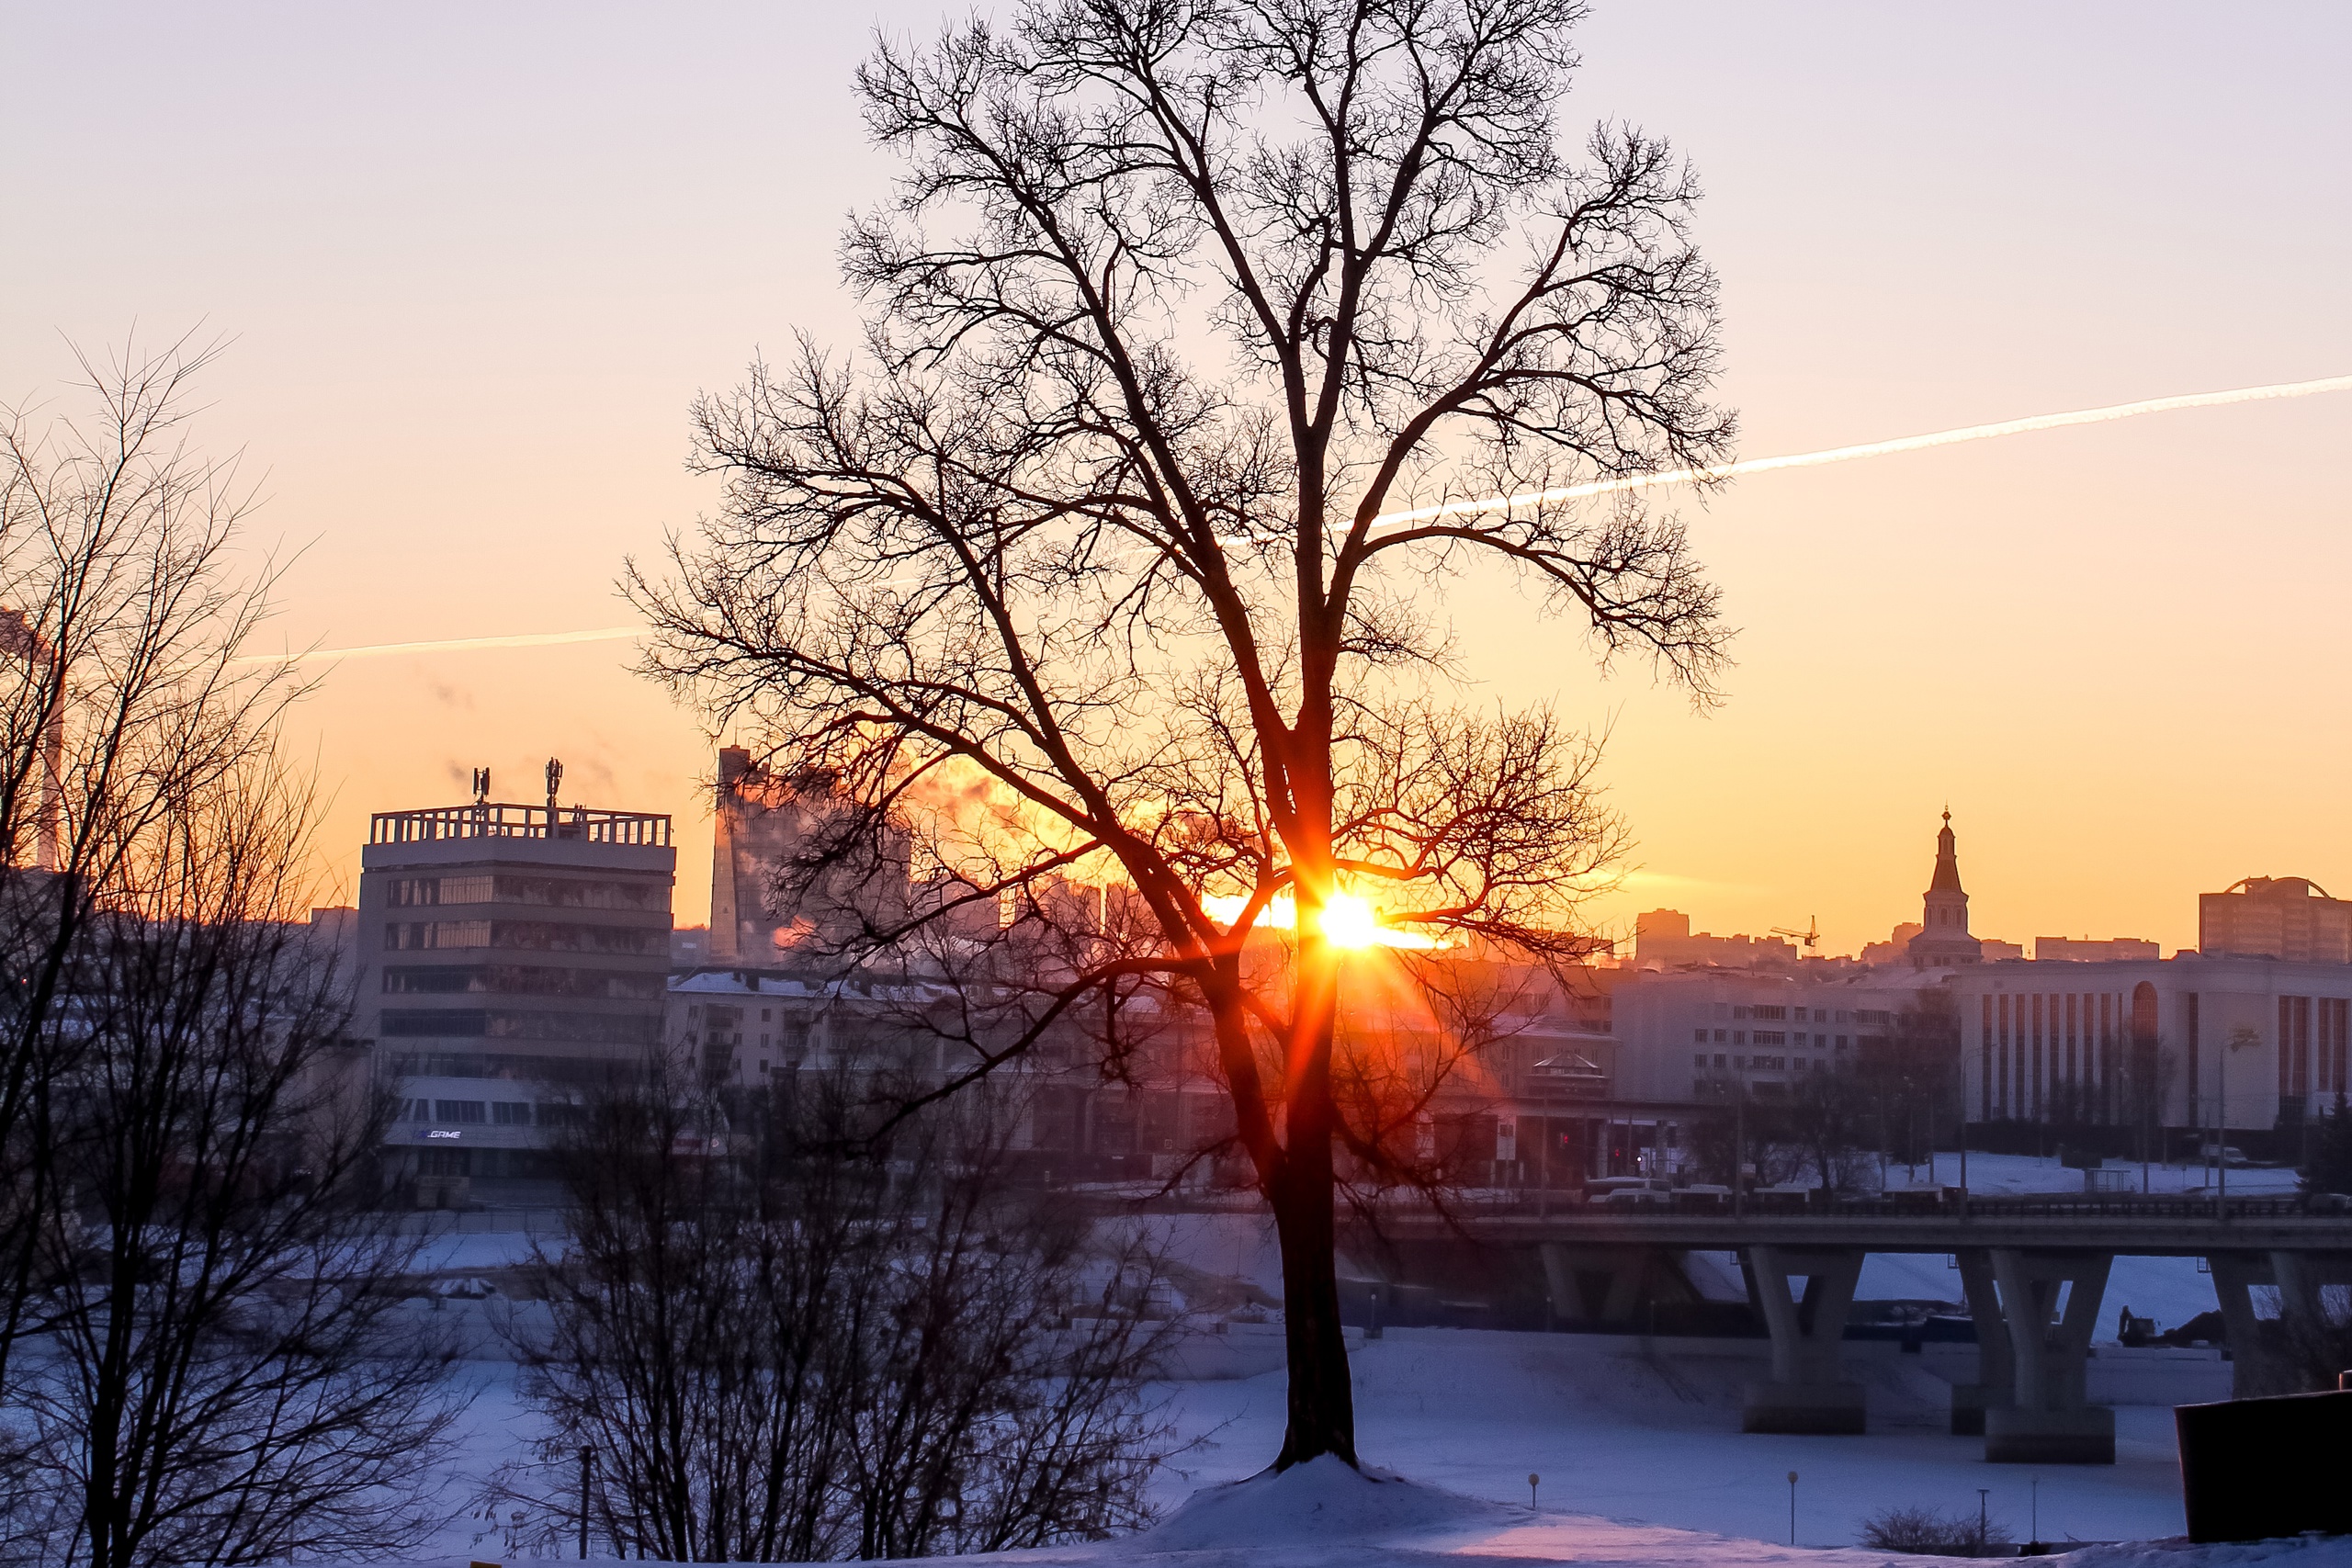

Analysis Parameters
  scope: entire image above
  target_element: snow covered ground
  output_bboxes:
[427,1319,2211,1561]
[401,1440,2346,1568]
[403,1157,2292,1561]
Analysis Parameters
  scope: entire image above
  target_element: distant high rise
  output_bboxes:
[2199,876,2352,964]
[1905,812,1984,968]
[707,747,910,963]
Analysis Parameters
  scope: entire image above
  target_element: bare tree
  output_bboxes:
[497,1063,1178,1562]
[10,762,465,1568]
[0,339,300,1407]
[637,0,1731,1468]
[1771,1066,1873,1198]
[1857,992,1958,1177]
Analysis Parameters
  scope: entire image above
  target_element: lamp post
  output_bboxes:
[1787,1472,1799,1546]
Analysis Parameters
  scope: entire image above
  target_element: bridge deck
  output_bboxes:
[1362,1197,2352,1256]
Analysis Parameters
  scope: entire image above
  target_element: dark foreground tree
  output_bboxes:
[492,1063,1179,1560]
[0,339,299,1412]
[639,0,1732,1468]
[9,763,465,1568]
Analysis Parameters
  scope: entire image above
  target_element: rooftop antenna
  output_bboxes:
[471,767,491,804]
[545,757,563,814]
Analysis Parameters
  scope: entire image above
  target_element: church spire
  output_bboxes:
[1907,809,1983,967]
[1928,809,1965,896]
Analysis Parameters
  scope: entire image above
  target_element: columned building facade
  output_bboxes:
[1943,956,2352,1141]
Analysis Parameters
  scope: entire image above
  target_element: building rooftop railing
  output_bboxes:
[370,802,673,848]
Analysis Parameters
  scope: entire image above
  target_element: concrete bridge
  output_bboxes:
[1365,1195,2352,1464]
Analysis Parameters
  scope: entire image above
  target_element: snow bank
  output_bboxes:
[2065,1540,2352,1568]
[1141,1454,1514,1551]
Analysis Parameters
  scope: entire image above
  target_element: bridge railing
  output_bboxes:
[1336,1189,2334,1224]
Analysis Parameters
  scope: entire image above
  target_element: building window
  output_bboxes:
[2322,998,2348,1097]
[2282,996,2312,1108]
[1733,1031,1746,1045]
[492,1102,531,1125]
[434,1100,487,1123]
[1694,1053,1707,1066]
[2185,992,2201,1127]
[1693,1030,1709,1043]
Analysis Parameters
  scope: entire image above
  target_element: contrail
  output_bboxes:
[1371,372,2352,527]
[248,373,2348,666]
[232,625,643,668]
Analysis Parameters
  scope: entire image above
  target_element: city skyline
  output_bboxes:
[6,2,2347,956]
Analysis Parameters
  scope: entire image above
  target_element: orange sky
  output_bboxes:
[6,4,2347,958]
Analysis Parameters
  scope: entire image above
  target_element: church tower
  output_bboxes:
[1905,810,1983,968]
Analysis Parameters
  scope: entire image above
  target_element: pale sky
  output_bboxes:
[6,3,2347,956]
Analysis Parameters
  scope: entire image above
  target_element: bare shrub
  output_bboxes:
[1859,1504,2012,1556]
[489,1063,1182,1561]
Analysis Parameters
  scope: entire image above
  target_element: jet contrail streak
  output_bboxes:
[248,373,2348,667]
[232,625,643,668]
[1370,372,2352,528]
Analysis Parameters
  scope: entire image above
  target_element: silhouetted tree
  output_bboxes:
[10,764,463,1568]
[1773,1066,1873,1196]
[637,0,1731,1469]
[493,1063,1179,1561]
[0,339,301,1415]
[1858,992,1958,1173]
[2301,1092,2352,1199]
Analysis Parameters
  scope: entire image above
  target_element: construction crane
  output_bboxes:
[1770,917,1821,952]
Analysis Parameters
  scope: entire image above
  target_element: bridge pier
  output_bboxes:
[1984,1247,2114,1463]
[1740,1245,1867,1435]
[2213,1248,2352,1397]
[1538,1242,1655,1325]
[1948,1248,2013,1436]
[2209,1251,2288,1397]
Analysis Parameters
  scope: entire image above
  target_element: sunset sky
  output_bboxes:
[6,3,2346,958]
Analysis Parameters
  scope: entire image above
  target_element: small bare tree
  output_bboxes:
[638,0,1731,1469]
[12,763,465,1568]
[497,1062,1179,1562]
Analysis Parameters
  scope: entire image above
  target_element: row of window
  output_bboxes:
[388,874,664,911]
[384,919,668,955]
[383,964,668,999]
[400,1097,581,1127]
[1713,1004,1892,1025]
[1694,1052,1802,1072]
[1693,1028,1852,1048]
[2278,996,2350,1099]
[385,1052,641,1084]
[379,1009,662,1043]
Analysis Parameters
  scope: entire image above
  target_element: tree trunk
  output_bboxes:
[1267,1031,1357,1471]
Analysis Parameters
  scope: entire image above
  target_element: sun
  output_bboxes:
[1317,893,1383,949]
